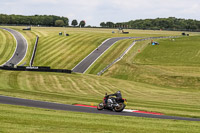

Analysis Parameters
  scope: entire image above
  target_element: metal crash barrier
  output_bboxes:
[0,66,72,74]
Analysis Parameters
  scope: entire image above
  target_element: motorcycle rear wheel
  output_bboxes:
[114,103,125,112]
[97,103,104,110]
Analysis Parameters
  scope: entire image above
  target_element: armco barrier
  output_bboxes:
[17,66,51,70]
[30,36,39,66]
[0,66,71,74]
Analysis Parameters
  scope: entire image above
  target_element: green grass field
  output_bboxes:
[134,36,200,66]
[32,28,186,69]
[1,26,200,132]
[1,104,200,133]
[30,27,163,69]
[102,36,200,89]
[0,28,16,65]
[0,70,200,118]
[33,28,108,69]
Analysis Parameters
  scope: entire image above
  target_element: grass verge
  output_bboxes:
[0,28,16,65]
[0,104,200,133]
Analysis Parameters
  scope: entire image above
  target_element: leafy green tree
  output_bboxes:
[55,20,65,27]
[106,21,114,28]
[0,15,8,24]
[71,19,78,27]
[79,20,86,27]
[115,23,123,28]
[100,22,106,27]
[61,16,69,26]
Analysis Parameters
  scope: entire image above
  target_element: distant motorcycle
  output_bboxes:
[97,95,127,112]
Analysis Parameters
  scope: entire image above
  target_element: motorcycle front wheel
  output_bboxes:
[97,102,104,110]
[114,103,125,112]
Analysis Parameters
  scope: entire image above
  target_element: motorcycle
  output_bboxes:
[97,94,127,112]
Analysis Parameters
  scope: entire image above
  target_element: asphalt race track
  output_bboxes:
[72,37,140,73]
[0,95,200,121]
[0,27,28,66]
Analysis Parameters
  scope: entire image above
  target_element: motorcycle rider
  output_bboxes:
[104,91,122,106]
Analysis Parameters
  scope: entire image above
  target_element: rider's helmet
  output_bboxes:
[116,91,121,94]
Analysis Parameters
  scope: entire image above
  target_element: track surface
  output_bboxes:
[0,27,27,66]
[0,95,200,121]
[72,37,139,73]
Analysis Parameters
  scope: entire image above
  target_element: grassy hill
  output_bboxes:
[0,28,16,65]
[31,27,181,69]
[33,27,109,69]
[102,36,200,90]
[3,27,184,69]
[134,36,200,66]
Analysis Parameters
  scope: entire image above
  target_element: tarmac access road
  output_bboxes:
[0,27,28,66]
[72,37,140,73]
[0,95,200,121]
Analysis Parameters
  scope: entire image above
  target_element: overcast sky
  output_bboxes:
[0,0,199,26]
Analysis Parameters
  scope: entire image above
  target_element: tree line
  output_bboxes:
[0,14,87,27]
[100,17,200,31]
[0,14,69,27]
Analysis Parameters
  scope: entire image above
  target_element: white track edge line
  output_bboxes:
[123,109,138,112]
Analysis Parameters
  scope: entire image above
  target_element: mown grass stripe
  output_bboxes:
[51,75,65,92]
[8,71,20,89]
[56,75,78,94]
[0,30,6,54]
[40,35,79,58]
[67,77,86,94]
[34,34,86,65]
[37,34,95,68]
[36,74,49,92]
[81,79,101,95]
[31,30,46,37]
[0,31,8,59]
[0,29,16,65]
[36,36,62,51]
[39,33,88,51]
[54,35,97,68]
[93,80,113,94]
[36,36,65,54]
[37,37,70,62]
[23,73,33,91]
